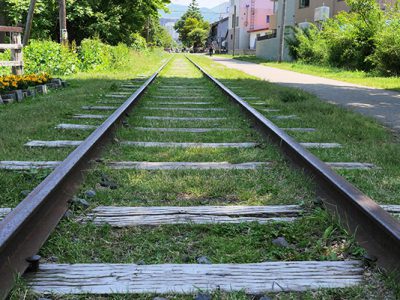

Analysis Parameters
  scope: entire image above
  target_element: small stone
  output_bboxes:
[63,210,73,219]
[85,190,96,198]
[195,293,212,300]
[272,237,290,248]
[36,84,48,94]
[70,197,90,209]
[196,256,211,264]
[47,256,58,262]
[51,78,62,87]
[27,89,36,97]
[15,89,24,102]
[20,190,31,197]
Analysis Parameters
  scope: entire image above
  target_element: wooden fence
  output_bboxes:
[0,26,23,75]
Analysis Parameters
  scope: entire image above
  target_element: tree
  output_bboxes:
[174,0,209,48]
[1,0,170,45]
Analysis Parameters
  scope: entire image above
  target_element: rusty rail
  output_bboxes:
[186,55,400,273]
[0,58,171,298]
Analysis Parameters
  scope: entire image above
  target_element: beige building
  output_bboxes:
[295,0,396,25]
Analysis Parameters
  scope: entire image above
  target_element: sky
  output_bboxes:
[171,0,227,8]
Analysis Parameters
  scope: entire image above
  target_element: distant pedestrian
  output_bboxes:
[209,46,214,57]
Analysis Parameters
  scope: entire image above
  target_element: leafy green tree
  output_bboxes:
[174,0,209,48]
[0,0,170,45]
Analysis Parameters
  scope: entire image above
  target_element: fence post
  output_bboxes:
[11,32,23,75]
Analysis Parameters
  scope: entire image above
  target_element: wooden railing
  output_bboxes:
[0,26,23,75]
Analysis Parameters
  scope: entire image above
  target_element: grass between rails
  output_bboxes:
[0,49,169,208]
[191,54,400,206]
[21,56,392,299]
[219,54,400,91]
[7,56,398,299]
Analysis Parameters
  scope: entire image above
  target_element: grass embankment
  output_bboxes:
[193,54,400,207]
[13,56,396,299]
[220,54,400,91]
[0,49,169,208]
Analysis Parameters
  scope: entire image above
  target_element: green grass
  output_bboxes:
[191,54,400,206]
[6,55,399,299]
[221,54,400,91]
[0,49,169,208]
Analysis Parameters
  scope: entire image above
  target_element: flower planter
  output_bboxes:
[0,77,66,106]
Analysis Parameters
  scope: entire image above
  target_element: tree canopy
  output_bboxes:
[174,0,209,48]
[0,0,170,45]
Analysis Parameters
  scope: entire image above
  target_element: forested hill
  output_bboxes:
[160,2,229,23]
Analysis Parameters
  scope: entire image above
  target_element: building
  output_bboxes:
[256,0,397,61]
[209,17,229,53]
[227,0,275,54]
[256,0,295,61]
[296,0,396,26]
[295,0,348,25]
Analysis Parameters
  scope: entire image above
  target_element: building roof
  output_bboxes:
[247,27,270,33]
[210,17,229,27]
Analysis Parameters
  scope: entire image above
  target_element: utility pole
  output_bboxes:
[232,5,236,57]
[59,0,68,45]
[277,0,286,62]
[23,0,37,45]
[146,16,150,43]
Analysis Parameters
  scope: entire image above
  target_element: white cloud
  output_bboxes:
[171,0,227,8]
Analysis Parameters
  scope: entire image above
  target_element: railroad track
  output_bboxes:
[0,56,399,298]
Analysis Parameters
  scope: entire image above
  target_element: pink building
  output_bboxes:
[228,0,275,52]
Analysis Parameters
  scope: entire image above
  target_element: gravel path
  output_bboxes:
[212,56,400,132]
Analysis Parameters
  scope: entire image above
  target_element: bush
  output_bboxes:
[288,25,328,65]
[372,19,400,76]
[0,50,11,75]
[24,40,80,75]
[129,33,147,51]
[79,38,113,71]
[109,43,131,70]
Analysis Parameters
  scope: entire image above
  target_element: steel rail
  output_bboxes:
[0,58,171,298]
[187,55,400,273]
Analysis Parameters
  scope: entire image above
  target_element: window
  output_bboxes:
[266,15,270,23]
[299,0,310,8]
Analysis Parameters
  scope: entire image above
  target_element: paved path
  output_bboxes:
[212,57,400,131]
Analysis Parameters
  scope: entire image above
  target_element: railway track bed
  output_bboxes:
[0,56,399,299]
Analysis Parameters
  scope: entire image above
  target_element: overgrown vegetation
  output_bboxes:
[286,0,400,75]
[174,0,210,49]
[0,0,169,46]
[0,38,133,76]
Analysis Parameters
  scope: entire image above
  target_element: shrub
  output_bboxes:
[372,19,400,76]
[109,43,131,69]
[289,25,328,65]
[24,40,80,75]
[79,38,113,71]
[0,50,11,75]
[129,33,147,51]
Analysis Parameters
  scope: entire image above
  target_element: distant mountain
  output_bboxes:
[160,2,229,23]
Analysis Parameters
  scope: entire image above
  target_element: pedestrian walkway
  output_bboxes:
[212,57,400,132]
